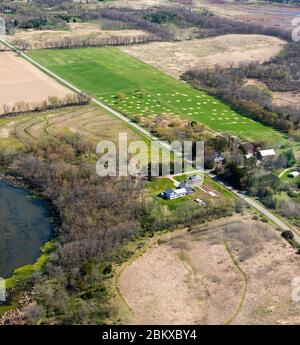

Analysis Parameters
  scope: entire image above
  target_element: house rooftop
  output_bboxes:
[174,188,187,195]
[165,188,174,193]
[179,181,191,188]
[190,175,201,179]
[258,149,276,158]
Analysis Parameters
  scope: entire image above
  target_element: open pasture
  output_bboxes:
[121,34,285,79]
[28,47,287,144]
[119,215,300,325]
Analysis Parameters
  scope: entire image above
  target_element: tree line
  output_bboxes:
[182,65,300,137]
[12,33,156,50]
[0,93,90,117]
[0,128,240,324]
[141,7,291,41]
[97,8,175,41]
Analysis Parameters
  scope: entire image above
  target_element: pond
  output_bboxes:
[0,180,52,278]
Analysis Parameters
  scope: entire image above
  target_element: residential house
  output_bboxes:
[178,181,194,194]
[162,186,194,200]
[178,181,192,189]
[174,188,189,198]
[164,188,177,200]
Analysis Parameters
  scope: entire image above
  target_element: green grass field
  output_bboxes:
[28,47,289,145]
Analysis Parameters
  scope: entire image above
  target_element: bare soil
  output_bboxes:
[121,34,285,79]
[119,214,300,325]
[0,51,70,112]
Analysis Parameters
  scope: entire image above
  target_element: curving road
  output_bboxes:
[208,171,300,243]
[2,38,299,244]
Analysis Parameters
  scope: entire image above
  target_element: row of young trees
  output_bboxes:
[12,33,156,50]
[0,93,90,117]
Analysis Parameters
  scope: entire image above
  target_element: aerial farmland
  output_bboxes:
[28,47,288,145]
[0,0,300,330]
[0,51,71,112]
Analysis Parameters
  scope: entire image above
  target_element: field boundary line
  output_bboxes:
[2,39,299,244]
[112,233,167,325]
[0,39,176,155]
[223,241,248,325]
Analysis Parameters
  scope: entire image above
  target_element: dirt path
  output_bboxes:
[118,215,300,325]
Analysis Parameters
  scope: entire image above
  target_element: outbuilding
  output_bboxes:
[288,171,300,178]
[257,149,276,160]
[188,175,201,184]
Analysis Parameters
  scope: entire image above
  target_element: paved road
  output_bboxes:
[0,39,175,154]
[2,38,299,244]
[208,172,300,243]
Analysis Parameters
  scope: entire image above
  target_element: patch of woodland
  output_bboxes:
[182,41,300,141]
[0,130,239,324]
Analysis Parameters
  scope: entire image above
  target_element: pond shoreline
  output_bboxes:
[0,170,61,231]
[0,170,59,293]
[0,170,60,318]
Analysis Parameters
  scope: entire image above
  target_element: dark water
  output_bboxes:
[0,180,52,278]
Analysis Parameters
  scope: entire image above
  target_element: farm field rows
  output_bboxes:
[0,105,157,164]
[28,47,288,145]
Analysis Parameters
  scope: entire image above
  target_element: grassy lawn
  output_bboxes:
[147,177,174,195]
[28,47,289,145]
[279,169,300,183]
[147,174,236,212]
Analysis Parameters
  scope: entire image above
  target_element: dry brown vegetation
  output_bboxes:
[119,214,300,325]
[247,78,300,108]
[198,1,300,31]
[121,34,285,79]
[0,51,71,112]
[8,22,152,50]
[0,105,143,148]
[96,0,173,10]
